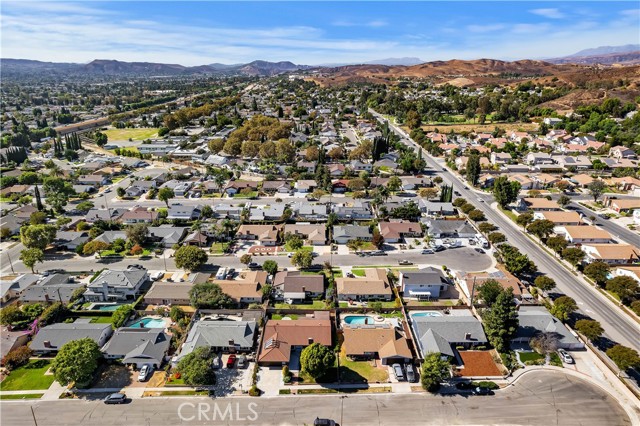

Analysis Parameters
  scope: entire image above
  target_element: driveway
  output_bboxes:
[256,366,283,396]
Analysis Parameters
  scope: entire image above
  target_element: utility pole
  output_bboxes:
[469,276,477,307]
[7,250,15,274]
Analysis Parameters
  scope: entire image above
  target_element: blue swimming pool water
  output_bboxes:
[128,317,166,328]
[343,315,375,325]
[411,312,443,318]
[90,303,127,311]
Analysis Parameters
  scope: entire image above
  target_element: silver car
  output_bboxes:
[557,349,574,364]
[392,363,405,381]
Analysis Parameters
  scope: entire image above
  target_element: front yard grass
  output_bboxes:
[0,393,44,400]
[209,242,229,254]
[339,355,389,383]
[284,244,312,253]
[351,269,366,277]
[0,360,55,391]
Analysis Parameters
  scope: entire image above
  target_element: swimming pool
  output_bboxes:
[343,315,376,325]
[410,311,443,318]
[88,303,127,312]
[128,317,166,328]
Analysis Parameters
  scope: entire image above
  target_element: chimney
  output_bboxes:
[44,341,51,348]
[228,339,235,346]
[302,286,306,293]
[464,333,471,340]
[308,337,314,345]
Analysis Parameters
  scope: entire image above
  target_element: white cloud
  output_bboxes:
[332,19,388,28]
[467,24,506,33]
[530,8,565,19]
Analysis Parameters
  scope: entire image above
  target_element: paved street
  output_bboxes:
[370,109,640,352]
[0,371,631,425]
[0,244,492,275]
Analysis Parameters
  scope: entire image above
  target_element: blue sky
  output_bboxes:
[2,1,638,65]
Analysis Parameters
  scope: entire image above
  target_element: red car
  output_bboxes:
[227,354,237,368]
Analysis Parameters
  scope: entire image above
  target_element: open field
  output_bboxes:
[417,122,539,134]
[103,128,158,141]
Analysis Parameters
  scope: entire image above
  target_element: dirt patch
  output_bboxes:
[458,351,502,377]
[91,364,133,389]
[419,122,538,134]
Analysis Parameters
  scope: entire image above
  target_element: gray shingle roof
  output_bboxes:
[178,320,257,360]
[413,316,487,357]
[516,307,581,345]
[102,328,170,365]
[31,322,112,352]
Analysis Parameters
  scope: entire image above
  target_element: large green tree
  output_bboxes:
[477,279,503,307]
[51,338,102,386]
[483,288,518,353]
[111,304,134,328]
[466,155,481,187]
[588,180,606,203]
[574,319,603,342]
[189,282,234,309]
[605,276,638,304]
[527,219,555,240]
[548,296,577,322]
[19,248,44,273]
[533,276,556,292]
[606,345,640,374]
[174,246,208,271]
[262,260,278,276]
[177,346,217,385]
[492,176,521,208]
[300,343,335,379]
[20,224,57,250]
[562,248,585,269]
[291,250,313,269]
[420,352,451,392]
[583,262,611,285]
[125,223,149,246]
[158,187,175,207]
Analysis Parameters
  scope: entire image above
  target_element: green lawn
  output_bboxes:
[89,316,114,323]
[274,300,328,310]
[271,314,299,320]
[233,191,258,199]
[339,356,389,383]
[209,242,229,254]
[285,244,313,253]
[0,360,56,391]
[0,393,44,400]
[104,128,158,141]
[518,351,543,363]
[351,269,366,277]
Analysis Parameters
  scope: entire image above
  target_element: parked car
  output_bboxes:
[287,252,294,258]
[398,260,413,265]
[371,250,387,256]
[104,393,127,404]
[478,198,484,202]
[212,355,222,370]
[150,271,165,281]
[471,386,494,396]
[138,364,152,382]
[225,268,236,279]
[434,246,446,252]
[104,188,112,193]
[474,248,485,254]
[558,349,574,364]
[313,418,336,426]
[227,354,237,368]
[248,263,261,270]
[392,363,405,381]
[405,364,416,383]
[421,249,434,254]
[454,191,461,196]
[237,355,247,369]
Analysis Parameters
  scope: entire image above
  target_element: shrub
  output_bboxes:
[249,385,261,396]
[2,346,33,370]
[472,380,499,390]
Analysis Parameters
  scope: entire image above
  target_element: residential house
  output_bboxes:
[378,221,422,243]
[292,202,328,221]
[147,226,188,247]
[490,152,512,165]
[85,208,127,223]
[273,271,325,302]
[581,244,640,265]
[297,160,317,173]
[518,198,562,212]
[120,207,159,224]
[1,274,39,303]
[76,175,109,186]
[554,155,592,170]
[556,226,613,245]
[236,224,282,246]
[400,177,431,191]
[261,180,292,194]
[248,204,286,222]
[184,230,208,247]
[19,274,82,304]
[509,174,534,190]
[53,231,90,251]
[1,327,30,359]
[294,179,318,193]
[166,204,202,220]
[84,268,148,302]
[609,146,637,160]
[224,181,259,195]
[143,282,192,306]
[533,211,583,227]
[455,269,532,304]
[213,271,268,305]
[0,214,23,236]
[349,160,373,172]
[342,324,412,366]
[327,163,346,177]
[331,179,349,193]
[336,268,393,301]
[284,224,327,245]
[612,266,640,283]
[569,174,595,188]
[333,225,372,244]
[513,306,584,349]
[426,219,476,238]
[333,201,373,221]
[258,311,332,366]
[399,268,448,300]
[92,230,128,245]
[608,199,640,214]
[31,321,113,354]
[525,153,554,166]
[102,328,170,369]
[211,204,243,220]
[418,201,456,217]
[411,314,488,359]
[532,173,561,189]
[177,319,258,361]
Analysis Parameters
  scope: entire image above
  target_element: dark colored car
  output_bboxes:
[474,248,485,254]
[313,418,336,426]
[434,246,446,252]
[248,263,261,270]
[225,268,236,279]
[471,387,494,395]
[104,393,127,404]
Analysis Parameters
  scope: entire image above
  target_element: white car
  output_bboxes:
[138,364,152,381]
[557,349,574,364]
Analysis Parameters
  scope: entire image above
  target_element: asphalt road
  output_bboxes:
[0,245,492,275]
[370,109,640,352]
[568,201,639,246]
[0,371,630,426]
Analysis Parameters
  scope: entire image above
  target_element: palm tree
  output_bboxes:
[48,165,63,177]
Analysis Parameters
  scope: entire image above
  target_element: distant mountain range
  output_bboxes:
[547,44,640,65]
[0,59,310,77]
[3,45,639,78]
